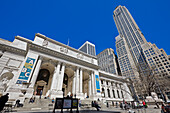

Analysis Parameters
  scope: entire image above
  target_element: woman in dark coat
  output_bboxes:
[0,93,9,112]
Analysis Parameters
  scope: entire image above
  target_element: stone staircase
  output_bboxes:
[80,98,108,110]
[15,98,54,111]
[14,98,109,112]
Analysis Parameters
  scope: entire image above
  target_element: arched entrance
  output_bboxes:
[35,69,50,95]
[83,72,90,98]
[34,61,55,96]
[62,73,68,96]
[64,67,74,97]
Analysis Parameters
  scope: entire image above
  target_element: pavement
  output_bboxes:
[4,105,161,113]
[5,108,161,113]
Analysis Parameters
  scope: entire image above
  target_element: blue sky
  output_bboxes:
[0,0,170,55]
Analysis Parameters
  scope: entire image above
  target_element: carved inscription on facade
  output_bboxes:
[60,47,68,54]
[77,53,84,59]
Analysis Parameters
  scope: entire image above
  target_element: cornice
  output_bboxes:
[0,43,26,55]
[35,33,97,59]
[29,43,100,70]
[99,70,126,82]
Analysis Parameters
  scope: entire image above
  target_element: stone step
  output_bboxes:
[17,98,54,111]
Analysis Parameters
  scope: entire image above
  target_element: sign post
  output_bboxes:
[53,97,79,113]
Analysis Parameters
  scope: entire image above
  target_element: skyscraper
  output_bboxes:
[79,41,96,56]
[113,5,148,69]
[114,5,149,96]
[114,5,170,100]
[97,48,120,75]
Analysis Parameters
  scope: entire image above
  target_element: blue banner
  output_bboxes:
[95,75,100,93]
[16,57,35,84]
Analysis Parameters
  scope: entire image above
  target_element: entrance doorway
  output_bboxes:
[37,86,44,95]
[34,69,50,96]
[62,73,68,96]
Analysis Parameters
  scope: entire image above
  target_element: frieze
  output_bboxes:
[77,53,84,59]
[60,47,68,54]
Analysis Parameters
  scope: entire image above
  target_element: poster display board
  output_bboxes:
[72,99,78,108]
[16,57,35,84]
[63,99,72,109]
[55,98,63,109]
[95,74,101,93]
[53,98,79,113]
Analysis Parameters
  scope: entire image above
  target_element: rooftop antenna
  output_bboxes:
[67,38,69,46]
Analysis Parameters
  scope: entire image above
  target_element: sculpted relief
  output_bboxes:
[0,72,14,92]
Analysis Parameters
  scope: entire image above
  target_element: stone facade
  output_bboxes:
[0,33,133,103]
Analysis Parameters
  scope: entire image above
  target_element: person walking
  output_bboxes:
[142,100,146,108]
[0,93,9,112]
[40,90,42,99]
[94,101,101,111]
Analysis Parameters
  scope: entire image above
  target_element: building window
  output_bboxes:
[101,80,103,84]
[102,88,105,97]
[106,81,108,85]
[121,91,124,98]
[107,89,110,98]
[113,90,115,98]
[117,90,120,98]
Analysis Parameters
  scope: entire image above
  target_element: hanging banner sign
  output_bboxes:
[95,74,100,93]
[16,57,35,84]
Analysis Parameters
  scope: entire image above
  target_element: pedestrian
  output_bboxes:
[52,98,55,103]
[14,99,23,107]
[0,93,9,112]
[120,102,123,109]
[161,102,166,113]
[70,93,73,98]
[34,91,37,96]
[29,97,34,103]
[33,97,36,103]
[98,98,100,101]
[134,101,137,109]
[79,99,81,107]
[116,101,118,108]
[142,100,146,108]
[91,101,94,107]
[106,102,109,108]
[112,101,114,107]
[94,101,101,111]
[40,90,42,99]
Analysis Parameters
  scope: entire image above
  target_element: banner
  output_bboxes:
[16,57,35,84]
[95,75,100,93]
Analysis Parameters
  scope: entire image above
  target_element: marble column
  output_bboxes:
[91,72,95,95]
[75,67,80,93]
[104,81,108,98]
[29,57,42,88]
[114,83,118,98]
[72,72,76,95]
[57,63,65,91]
[50,62,61,91]
[88,75,92,96]
[79,68,83,93]
[109,82,113,98]
[118,84,122,98]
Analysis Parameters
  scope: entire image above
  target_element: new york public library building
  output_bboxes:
[0,33,133,104]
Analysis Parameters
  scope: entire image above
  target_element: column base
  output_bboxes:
[6,86,33,103]
[50,90,64,98]
[89,93,102,100]
[75,92,84,99]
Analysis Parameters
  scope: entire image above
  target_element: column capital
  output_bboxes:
[62,62,66,66]
[57,61,61,65]
[39,56,43,60]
